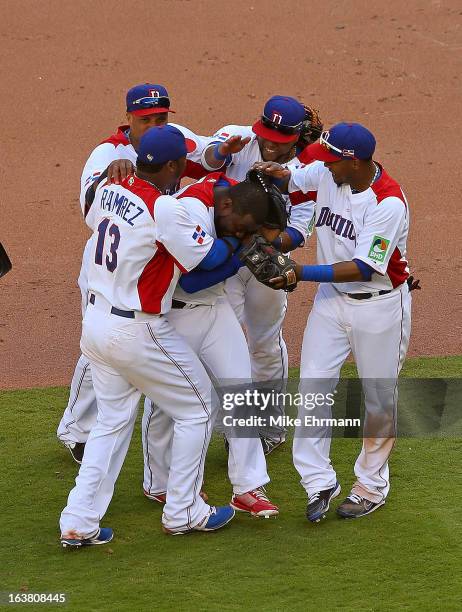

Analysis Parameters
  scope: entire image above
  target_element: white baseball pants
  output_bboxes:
[57,239,98,444]
[293,282,411,503]
[60,297,213,536]
[143,298,269,496]
[225,268,288,440]
[225,268,288,381]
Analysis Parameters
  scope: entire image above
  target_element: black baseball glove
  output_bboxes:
[239,235,297,292]
[0,242,12,279]
[245,169,288,231]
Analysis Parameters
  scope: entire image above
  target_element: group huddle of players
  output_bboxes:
[58,83,413,545]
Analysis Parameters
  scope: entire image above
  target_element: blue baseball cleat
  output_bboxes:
[163,506,235,535]
[306,482,341,523]
[61,527,114,548]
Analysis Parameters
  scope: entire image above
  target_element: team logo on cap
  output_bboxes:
[147,154,154,161]
[368,235,390,263]
[272,112,283,124]
[149,89,160,98]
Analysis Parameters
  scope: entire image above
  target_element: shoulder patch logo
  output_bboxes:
[368,235,390,262]
[192,225,206,245]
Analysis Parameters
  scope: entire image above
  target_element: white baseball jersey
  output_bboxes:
[85,176,213,314]
[172,172,237,306]
[203,125,315,241]
[80,123,211,215]
[289,161,410,293]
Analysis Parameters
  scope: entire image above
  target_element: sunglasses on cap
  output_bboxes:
[320,131,355,157]
[260,114,303,136]
[131,96,171,109]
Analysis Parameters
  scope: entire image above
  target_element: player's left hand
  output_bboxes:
[107,159,135,184]
[269,264,302,290]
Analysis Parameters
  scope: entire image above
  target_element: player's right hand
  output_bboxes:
[219,135,251,156]
[251,161,291,179]
[107,159,135,184]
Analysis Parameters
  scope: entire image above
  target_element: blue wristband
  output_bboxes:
[301,264,334,282]
[213,143,228,161]
[285,227,304,249]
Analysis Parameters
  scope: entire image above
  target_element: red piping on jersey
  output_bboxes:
[120,175,161,218]
[387,247,409,288]
[137,242,176,314]
[289,190,317,205]
[371,163,409,286]
[371,164,407,209]
[178,172,238,208]
[99,125,131,148]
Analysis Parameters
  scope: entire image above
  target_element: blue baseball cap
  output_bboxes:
[138,125,194,165]
[126,83,176,116]
[307,122,376,162]
[252,95,305,143]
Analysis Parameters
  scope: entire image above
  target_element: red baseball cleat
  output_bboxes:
[230,487,279,518]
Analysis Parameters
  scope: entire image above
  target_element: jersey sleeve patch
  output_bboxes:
[192,225,207,244]
[367,235,390,263]
[214,132,230,141]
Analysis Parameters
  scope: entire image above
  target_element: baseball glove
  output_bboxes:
[298,105,324,149]
[245,169,288,231]
[0,242,12,279]
[239,235,298,292]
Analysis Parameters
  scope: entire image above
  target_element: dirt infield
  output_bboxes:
[1,0,461,389]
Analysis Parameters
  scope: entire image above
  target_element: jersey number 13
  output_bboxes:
[95,218,120,272]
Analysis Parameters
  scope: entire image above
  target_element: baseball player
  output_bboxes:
[199,96,322,452]
[254,122,412,521]
[60,125,257,545]
[57,83,212,463]
[143,172,282,517]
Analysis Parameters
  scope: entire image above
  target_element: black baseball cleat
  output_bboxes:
[260,435,286,456]
[64,442,86,465]
[336,493,385,519]
[306,482,341,523]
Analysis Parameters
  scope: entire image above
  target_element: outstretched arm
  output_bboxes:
[269,260,373,289]
[203,135,251,170]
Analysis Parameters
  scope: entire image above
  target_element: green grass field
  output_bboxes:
[1,356,461,611]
